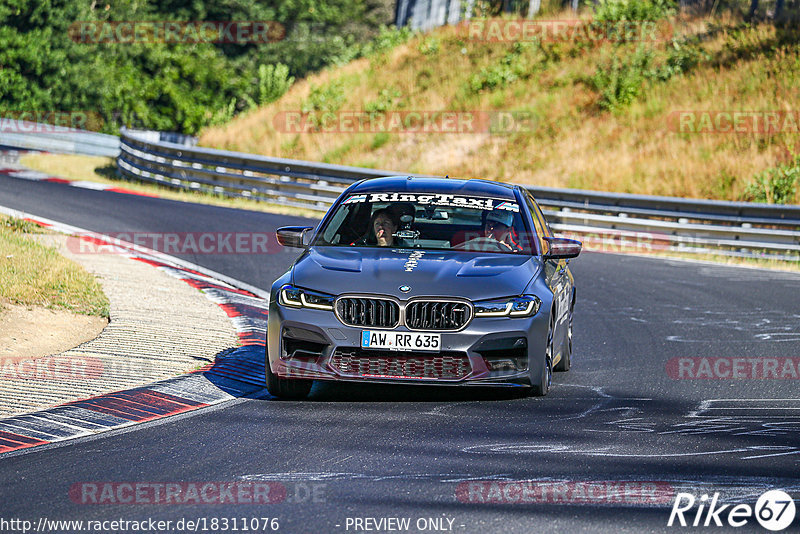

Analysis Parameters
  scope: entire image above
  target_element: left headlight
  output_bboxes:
[474,296,540,318]
[279,285,335,310]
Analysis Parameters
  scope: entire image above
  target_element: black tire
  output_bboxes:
[554,302,573,372]
[530,316,554,396]
[265,346,312,400]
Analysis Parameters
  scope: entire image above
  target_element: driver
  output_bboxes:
[352,208,401,247]
[483,210,522,252]
[371,208,398,247]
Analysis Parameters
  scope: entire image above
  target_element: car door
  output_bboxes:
[525,192,571,351]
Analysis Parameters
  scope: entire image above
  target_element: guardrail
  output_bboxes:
[0,121,199,158]
[118,129,800,261]
[0,120,121,157]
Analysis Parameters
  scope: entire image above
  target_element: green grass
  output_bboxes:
[0,217,109,316]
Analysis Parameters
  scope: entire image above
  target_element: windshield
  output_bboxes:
[313,192,536,254]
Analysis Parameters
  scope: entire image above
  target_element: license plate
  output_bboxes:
[361,331,441,352]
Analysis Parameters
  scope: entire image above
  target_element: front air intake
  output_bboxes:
[405,300,471,331]
[336,297,400,328]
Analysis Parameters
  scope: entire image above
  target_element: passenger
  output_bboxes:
[483,210,522,252]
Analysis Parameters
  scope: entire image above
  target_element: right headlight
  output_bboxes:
[474,296,540,318]
[279,285,335,310]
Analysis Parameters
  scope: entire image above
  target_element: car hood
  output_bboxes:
[291,247,541,300]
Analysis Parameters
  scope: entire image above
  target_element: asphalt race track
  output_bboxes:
[1,175,800,533]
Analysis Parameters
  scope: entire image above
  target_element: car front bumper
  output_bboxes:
[267,299,550,387]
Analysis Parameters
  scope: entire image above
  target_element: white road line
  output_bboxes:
[690,398,800,417]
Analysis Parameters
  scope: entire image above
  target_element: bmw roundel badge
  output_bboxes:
[399,285,411,293]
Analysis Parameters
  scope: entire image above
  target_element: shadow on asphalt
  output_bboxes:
[305,380,532,402]
[202,343,561,403]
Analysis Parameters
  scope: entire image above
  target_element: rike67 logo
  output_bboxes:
[668,490,796,531]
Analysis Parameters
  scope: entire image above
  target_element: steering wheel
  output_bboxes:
[452,237,509,252]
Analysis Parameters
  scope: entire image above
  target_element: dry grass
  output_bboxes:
[18,154,325,219]
[0,217,109,316]
[200,14,800,203]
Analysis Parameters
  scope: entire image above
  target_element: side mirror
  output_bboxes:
[276,226,314,249]
[543,236,582,260]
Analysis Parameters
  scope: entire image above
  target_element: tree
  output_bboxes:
[774,0,785,18]
[1,0,399,134]
[748,0,759,19]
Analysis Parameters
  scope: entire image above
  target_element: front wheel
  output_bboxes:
[265,347,312,400]
[554,302,573,372]
[529,317,554,396]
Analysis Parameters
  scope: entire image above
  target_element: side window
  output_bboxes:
[531,195,553,237]
[540,209,555,238]
[524,192,547,254]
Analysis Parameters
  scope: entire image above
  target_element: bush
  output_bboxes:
[744,157,800,204]
[590,46,655,111]
[594,0,677,22]
[257,64,295,106]
[302,82,345,113]
[371,132,391,149]
[360,25,416,57]
[418,37,440,56]
[590,36,704,110]
[208,97,238,127]
[468,43,534,93]
[364,88,404,113]
[656,39,705,81]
